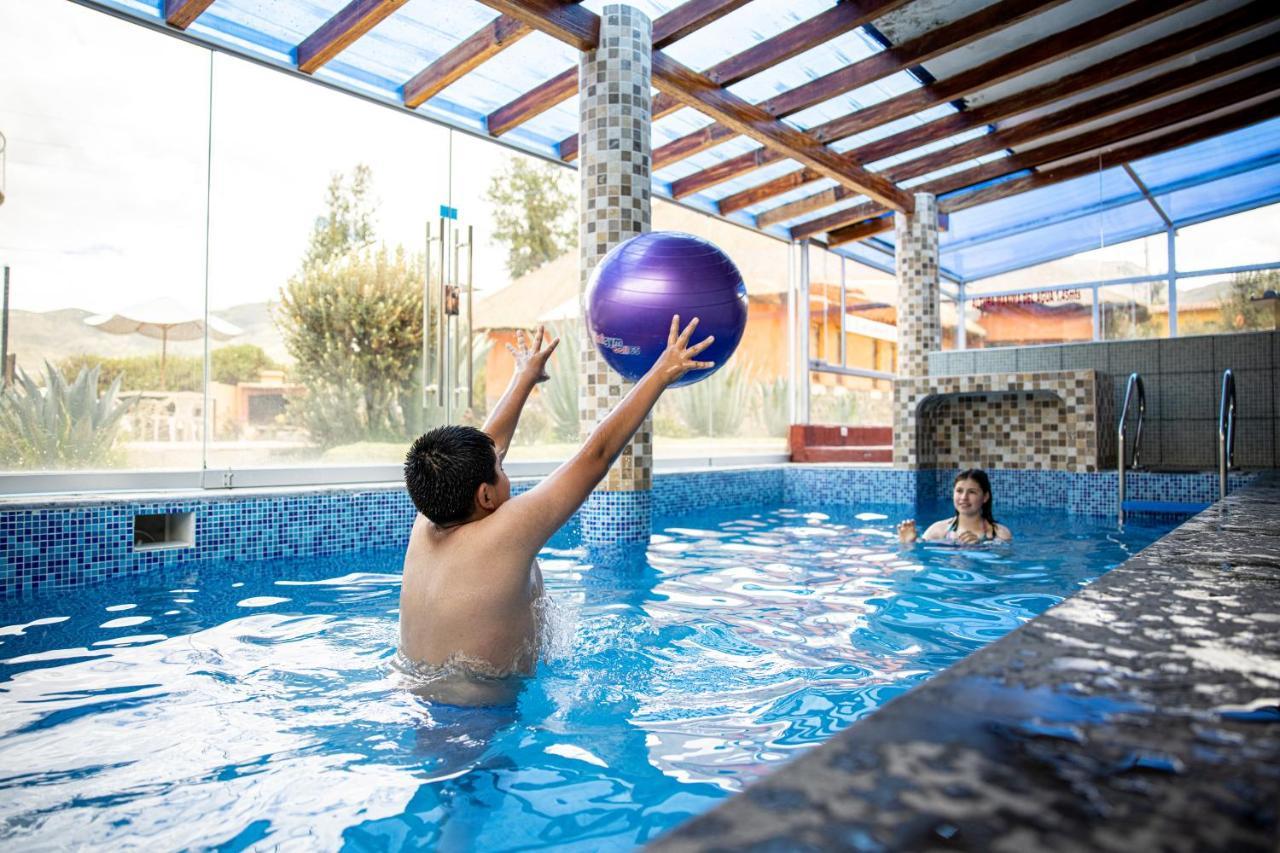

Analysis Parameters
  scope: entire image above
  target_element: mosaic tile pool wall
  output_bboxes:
[0,465,1249,598]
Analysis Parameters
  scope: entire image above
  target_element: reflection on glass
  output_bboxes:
[970,288,1095,347]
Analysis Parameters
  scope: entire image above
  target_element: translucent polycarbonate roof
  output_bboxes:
[859,117,1280,282]
[69,0,1280,283]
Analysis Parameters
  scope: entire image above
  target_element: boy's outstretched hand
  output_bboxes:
[652,315,715,386]
[506,326,560,384]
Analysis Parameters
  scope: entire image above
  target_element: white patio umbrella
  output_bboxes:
[84,296,244,389]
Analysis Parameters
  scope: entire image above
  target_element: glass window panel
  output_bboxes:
[206,52,451,470]
[1097,282,1170,341]
[969,288,1096,348]
[651,201,789,457]
[966,234,1168,295]
[456,140,579,463]
[1174,202,1280,273]
[1177,270,1280,337]
[0,3,210,473]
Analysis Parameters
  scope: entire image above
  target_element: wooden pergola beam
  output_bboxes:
[404,16,532,109]
[883,41,1278,188]
[471,0,913,212]
[653,53,914,213]
[488,68,576,136]
[653,0,1064,172]
[471,0,599,50]
[670,0,1194,201]
[812,0,1197,146]
[164,0,216,30]
[814,74,1280,244]
[558,0,907,159]
[745,1,1279,222]
[486,0,751,140]
[298,0,413,74]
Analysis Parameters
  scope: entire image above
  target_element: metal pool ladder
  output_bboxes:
[1219,368,1237,500]
[1117,372,1146,525]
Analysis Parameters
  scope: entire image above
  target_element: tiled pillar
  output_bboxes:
[578,5,652,545]
[892,193,940,468]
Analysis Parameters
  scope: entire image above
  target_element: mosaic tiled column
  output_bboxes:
[892,193,940,468]
[578,5,653,545]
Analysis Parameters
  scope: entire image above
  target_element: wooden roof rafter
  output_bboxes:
[487,0,756,139]
[470,0,915,213]
[668,0,1200,202]
[297,0,413,75]
[403,16,534,109]
[164,0,217,30]
[751,0,1280,227]
[651,0,1067,173]
[748,29,1279,225]
[556,0,913,158]
[808,72,1280,245]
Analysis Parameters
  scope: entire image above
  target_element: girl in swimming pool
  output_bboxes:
[897,468,1013,545]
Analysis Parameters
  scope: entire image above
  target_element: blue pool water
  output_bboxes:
[0,501,1176,850]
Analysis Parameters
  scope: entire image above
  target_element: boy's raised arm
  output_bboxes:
[482,327,559,459]
[501,315,714,549]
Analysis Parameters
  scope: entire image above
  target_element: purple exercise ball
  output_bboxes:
[585,231,748,387]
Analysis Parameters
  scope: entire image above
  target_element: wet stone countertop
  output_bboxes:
[652,475,1280,852]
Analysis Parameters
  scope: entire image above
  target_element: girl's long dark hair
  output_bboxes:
[953,468,998,530]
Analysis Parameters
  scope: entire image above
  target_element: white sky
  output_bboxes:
[0,1,1275,315]
[0,0,520,314]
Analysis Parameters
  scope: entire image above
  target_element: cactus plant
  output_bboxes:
[0,361,134,469]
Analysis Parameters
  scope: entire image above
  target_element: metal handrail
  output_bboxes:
[1219,368,1236,500]
[1117,372,1145,525]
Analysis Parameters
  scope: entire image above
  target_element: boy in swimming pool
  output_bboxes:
[399,316,714,685]
[897,468,1013,545]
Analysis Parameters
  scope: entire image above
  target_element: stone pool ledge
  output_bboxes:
[653,474,1280,852]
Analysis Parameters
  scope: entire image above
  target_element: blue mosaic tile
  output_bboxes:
[782,466,918,506]
[581,490,652,546]
[652,467,784,517]
[0,466,1259,599]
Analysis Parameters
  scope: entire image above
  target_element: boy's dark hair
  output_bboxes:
[404,425,498,525]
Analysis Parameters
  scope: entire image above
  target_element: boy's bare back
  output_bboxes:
[399,502,544,675]
[398,317,714,685]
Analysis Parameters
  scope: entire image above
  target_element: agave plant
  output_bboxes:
[757,375,791,437]
[540,321,581,441]
[670,359,751,437]
[0,361,134,469]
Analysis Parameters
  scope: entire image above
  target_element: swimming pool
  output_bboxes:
[0,501,1175,850]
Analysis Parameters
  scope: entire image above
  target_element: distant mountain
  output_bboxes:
[2,302,292,374]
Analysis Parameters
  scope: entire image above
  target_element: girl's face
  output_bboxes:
[953,478,989,515]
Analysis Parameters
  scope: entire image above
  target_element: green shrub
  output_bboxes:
[276,245,425,447]
[59,345,278,395]
[59,353,202,394]
[0,361,133,470]
[212,344,278,385]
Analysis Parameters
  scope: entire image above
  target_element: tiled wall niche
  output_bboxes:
[2,465,1249,598]
[930,331,1277,469]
